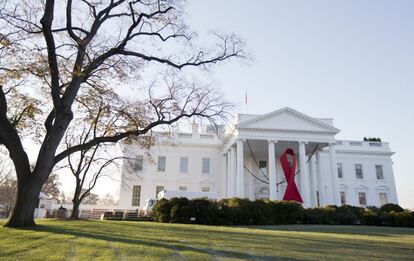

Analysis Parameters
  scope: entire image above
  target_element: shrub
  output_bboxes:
[303,208,325,224]
[362,210,381,226]
[226,198,254,225]
[216,199,237,225]
[336,205,364,225]
[304,206,340,224]
[250,200,273,225]
[190,198,217,225]
[269,201,304,224]
[152,198,172,223]
[152,197,413,228]
[362,210,413,227]
[388,211,414,227]
[169,197,190,223]
[379,204,404,213]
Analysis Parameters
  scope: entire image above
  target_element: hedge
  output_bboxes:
[151,197,414,228]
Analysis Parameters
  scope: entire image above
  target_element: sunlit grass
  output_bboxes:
[0,219,413,260]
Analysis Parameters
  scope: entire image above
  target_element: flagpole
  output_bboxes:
[245,90,248,114]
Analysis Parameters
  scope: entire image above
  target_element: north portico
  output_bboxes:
[223,107,346,208]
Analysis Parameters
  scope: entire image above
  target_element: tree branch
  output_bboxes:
[40,0,62,112]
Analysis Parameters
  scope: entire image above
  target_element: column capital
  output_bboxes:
[298,140,308,145]
[237,138,246,142]
[267,139,278,144]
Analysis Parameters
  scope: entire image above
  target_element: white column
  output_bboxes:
[316,151,326,206]
[222,154,228,198]
[308,155,316,207]
[329,144,341,206]
[268,140,277,201]
[236,139,245,198]
[227,150,232,198]
[248,157,255,200]
[276,159,284,199]
[299,142,311,208]
[230,145,237,197]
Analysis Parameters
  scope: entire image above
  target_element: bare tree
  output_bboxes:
[41,173,61,200]
[0,157,12,185]
[0,150,14,217]
[64,124,125,219]
[100,193,117,206]
[0,177,16,217]
[0,0,244,227]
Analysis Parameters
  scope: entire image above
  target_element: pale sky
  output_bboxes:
[183,0,414,208]
[56,0,414,209]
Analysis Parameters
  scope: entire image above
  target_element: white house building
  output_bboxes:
[118,107,398,209]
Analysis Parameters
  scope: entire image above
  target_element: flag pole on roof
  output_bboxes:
[245,89,248,114]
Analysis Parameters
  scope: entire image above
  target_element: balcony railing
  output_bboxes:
[200,134,215,140]
[368,142,382,147]
[335,140,388,150]
[177,133,193,138]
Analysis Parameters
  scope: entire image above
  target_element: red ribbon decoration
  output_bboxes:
[279,148,303,203]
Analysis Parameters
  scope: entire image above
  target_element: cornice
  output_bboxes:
[237,126,337,135]
[236,107,340,133]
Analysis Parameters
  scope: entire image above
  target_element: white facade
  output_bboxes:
[119,107,398,209]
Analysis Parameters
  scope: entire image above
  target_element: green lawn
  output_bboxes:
[0,220,413,260]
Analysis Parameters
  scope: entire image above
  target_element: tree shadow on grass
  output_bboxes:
[242,224,414,237]
[43,220,414,246]
[34,224,305,261]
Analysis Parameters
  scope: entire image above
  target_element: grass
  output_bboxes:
[0,220,413,260]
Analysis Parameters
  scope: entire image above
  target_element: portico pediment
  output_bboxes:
[235,107,339,134]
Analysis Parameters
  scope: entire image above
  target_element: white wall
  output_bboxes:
[119,141,222,209]
[119,139,398,209]
[330,151,398,207]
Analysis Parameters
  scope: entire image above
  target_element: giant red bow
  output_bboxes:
[280,148,303,203]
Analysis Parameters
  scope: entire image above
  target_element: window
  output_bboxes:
[155,186,165,197]
[337,163,343,179]
[259,160,267,168]
[202,158,211,174]
[132,155,143,172]
[340,191,346,205]
[379,193,388,206]
[132,185,141,206]
[358,192,367,207]
[355,164,363,179]
[180,157,188,173]
[157,156,166,172]
[201,186,210,192]
[179,186,187,192]
[375,165,384,180]
[259,160,267,175]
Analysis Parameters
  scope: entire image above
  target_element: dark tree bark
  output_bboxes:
[71,183,82,219]
[7,177,42,227]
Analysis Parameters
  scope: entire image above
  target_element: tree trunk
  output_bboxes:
[71,199,81,219]
[4,178,42,228]
[71,182,82,219]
